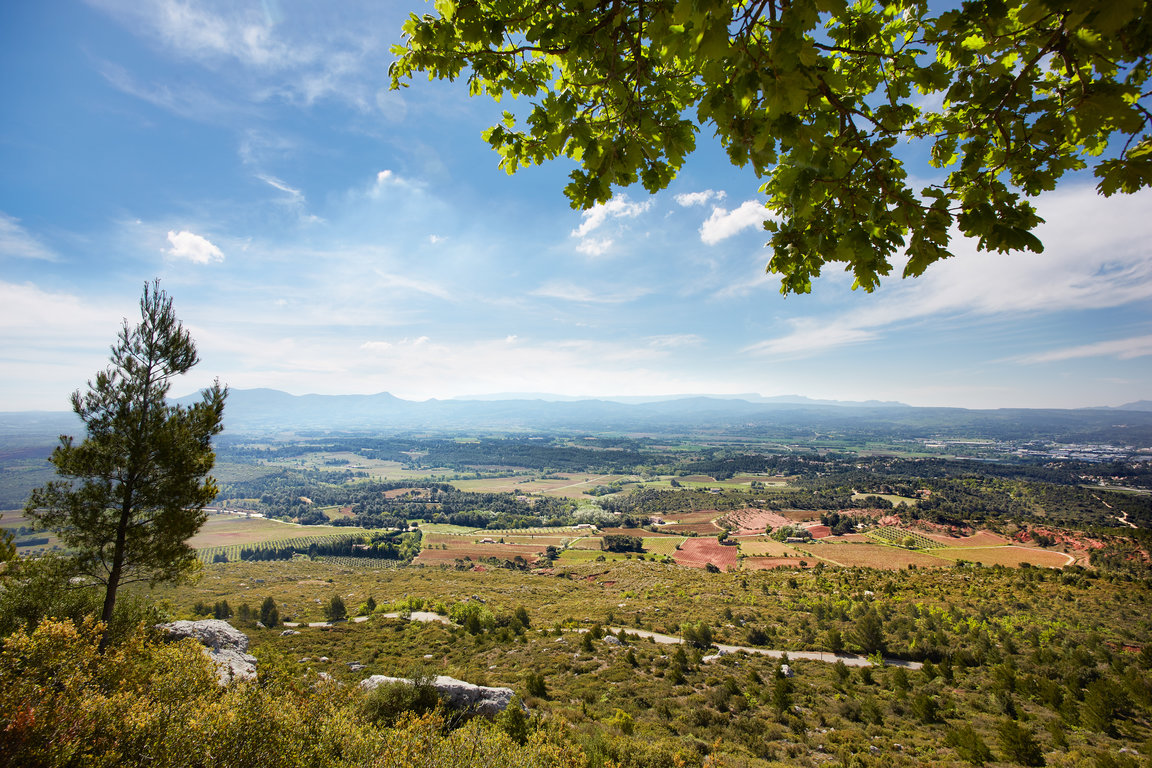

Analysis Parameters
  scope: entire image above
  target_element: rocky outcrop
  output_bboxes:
[156,619,257,684]
[360,674,520,718]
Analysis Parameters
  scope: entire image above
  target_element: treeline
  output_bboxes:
[235,531,421,563]
[222,475,581,529]
[223,435,669,473]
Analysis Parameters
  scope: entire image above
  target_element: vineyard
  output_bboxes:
[196,533,373,564]
[865,526,945,551]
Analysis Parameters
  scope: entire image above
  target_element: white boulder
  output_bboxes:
[156,619,257,684]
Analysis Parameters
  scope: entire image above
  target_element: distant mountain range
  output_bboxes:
[4,390,1150,443]
[453,392,910,408]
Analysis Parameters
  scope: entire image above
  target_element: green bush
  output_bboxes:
[324,595,347,622]
[360,667,441,727]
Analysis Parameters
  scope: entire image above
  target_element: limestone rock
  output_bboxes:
[156,619,257,684]
[360,674,520,718]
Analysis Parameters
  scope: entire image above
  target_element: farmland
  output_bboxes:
[190,512,368,549]
[6,421,1152,768]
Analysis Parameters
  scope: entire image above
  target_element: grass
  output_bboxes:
[851,492,920,507]
[641,536,688,555]
[737,537,801,557]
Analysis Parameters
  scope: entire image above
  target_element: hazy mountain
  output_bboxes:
[5,390,1151,446]
[454,392,909,407]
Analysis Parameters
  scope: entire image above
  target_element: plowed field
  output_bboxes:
[672,538,739,570]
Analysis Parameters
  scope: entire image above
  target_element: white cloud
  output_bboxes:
[0,213,57,261]
[368,169,415,198]
[166,230,224,263]
[0,282,132,409]
[1018,335,1152,364]
[700,200,768,245]
[745,185,1152,358]
[428,234,445,245]
[575,238,613,257]
[571,196,651,238]
[675,190,726,207]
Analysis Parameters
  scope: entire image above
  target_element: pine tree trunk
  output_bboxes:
[99,494,132,650]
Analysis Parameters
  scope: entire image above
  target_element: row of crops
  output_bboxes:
[196,533,372,564]
[866,526,944,550]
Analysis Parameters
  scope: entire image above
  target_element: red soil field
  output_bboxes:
[804,524,832,539]
[672,538,739,570]
[776,509,823,522]
[721,508,792,535]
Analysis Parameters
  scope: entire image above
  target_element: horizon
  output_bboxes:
[2,1,1151,413]
[6,385,1151,414]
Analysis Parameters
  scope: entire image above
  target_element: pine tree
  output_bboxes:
[26,281,226,640]
[260,596,279,628]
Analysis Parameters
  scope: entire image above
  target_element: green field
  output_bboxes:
[190,514,368,549]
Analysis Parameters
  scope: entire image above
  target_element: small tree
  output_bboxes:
[0,517,15,562]
[324,595,347,622]
[260,596,279,628]
[996,719,1046,767]
[25,281,226,637]
[525,671,547,698]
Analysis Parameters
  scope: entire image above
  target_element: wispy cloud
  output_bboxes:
[746,185,1152,358]
[369,169,414,196]
[256,173,323,223]
[531,280,649,304]
[373,270,453,301]
[257,174,303,204]
[700,200,768,245]
[96,58,241,122]
[166,230,224,263]
[87,0,390,111]
[1018,334,1152,364]
[0,213,57,261]
[647,334,704,349]
[744,323,878,357]
[675,189,726,207]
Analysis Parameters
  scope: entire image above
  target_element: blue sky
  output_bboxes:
[2,0,1151,412]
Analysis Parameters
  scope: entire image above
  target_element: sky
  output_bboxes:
[2,1,1151,412]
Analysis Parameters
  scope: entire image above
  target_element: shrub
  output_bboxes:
[260,596,279,628]
[360,667,441,727]
[946,724,993,765]
[324,595,347,622]
[996,719,1046,766]
[525,671,547,698]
